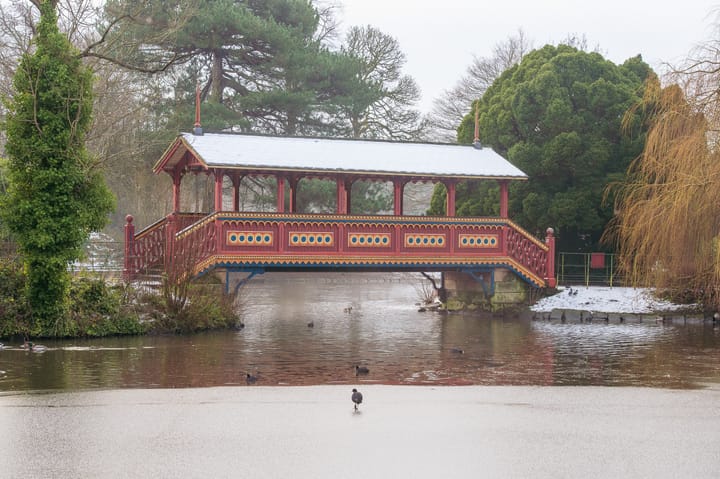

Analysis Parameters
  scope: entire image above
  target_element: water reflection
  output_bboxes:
[1,273,720,392]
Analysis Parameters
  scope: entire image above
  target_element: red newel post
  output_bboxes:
[545,227,557,288]
[165,213,177,274]
[123,215,135,280]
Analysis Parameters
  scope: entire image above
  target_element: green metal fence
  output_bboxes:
[556,252,622,287]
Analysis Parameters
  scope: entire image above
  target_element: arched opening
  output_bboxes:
[295,177,337,214]
[350,180,393,215]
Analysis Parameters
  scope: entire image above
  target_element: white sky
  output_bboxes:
[337,0,719,114]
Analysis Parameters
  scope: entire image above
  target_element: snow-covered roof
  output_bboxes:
[154,132,527,181]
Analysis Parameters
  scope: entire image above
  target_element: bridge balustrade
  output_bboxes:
[125,212,554,287]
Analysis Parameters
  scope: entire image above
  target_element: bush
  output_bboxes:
[0,257,32,337]
[141,280,240,334]
[64,275,147,337]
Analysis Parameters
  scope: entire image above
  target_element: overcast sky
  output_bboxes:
[337,0,719,113]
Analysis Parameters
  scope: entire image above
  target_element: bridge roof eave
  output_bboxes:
[153,132,528,182]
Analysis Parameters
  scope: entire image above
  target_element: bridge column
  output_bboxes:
[289,177,299,213]
[393,179,405,216]
[336,178,347,214]
[232,173,243,212]
[214,170,224,212]
[172,170,182,213]
[499,180,509,218]
[277,176,286,213]
[345,179,353,214]
[445,180,457,217]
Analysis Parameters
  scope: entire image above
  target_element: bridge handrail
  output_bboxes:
[125,211,555,287]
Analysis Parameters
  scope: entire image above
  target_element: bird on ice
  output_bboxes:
[351,388,363,410]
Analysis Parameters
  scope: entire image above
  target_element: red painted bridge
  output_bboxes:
[124,132,556,292]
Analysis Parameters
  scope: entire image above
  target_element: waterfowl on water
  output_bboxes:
[307,321,314,328]
[344,306,353,313]
[351,388,363,411]
[23,341,47,352]
[246,372,258,384]
[355,365,369,376]
[450,347,464,354]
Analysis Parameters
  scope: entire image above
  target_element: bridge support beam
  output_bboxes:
[223,268,266,294]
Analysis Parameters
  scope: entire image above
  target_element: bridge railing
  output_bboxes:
[123,212,207,277]
[124,212,556,287]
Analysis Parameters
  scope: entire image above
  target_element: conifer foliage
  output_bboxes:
[1,0,114,334]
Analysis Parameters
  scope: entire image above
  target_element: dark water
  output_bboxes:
[2,273,720,392]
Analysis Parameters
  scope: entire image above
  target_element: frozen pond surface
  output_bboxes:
[2,385,719,478]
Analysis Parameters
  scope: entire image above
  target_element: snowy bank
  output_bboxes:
[531,286,696,314]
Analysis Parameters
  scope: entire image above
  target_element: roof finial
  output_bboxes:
[473,100,481,149]
[193,80,203,136]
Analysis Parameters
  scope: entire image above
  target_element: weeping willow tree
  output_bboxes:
[605,73,720,307]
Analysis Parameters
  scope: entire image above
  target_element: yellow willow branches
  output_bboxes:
[605,76,720,306]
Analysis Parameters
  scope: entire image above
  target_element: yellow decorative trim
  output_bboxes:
[458,234,498,248]
[227,231,273,246]
[348,233,391,248]
[404,233,446,248]
[289,232,335,247]
[193,254,546,287]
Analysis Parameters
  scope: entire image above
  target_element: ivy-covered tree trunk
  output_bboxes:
[1,0,115,335]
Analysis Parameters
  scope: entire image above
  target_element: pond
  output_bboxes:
[2,273,720,392]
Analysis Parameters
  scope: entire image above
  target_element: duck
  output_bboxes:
[24,341,47,352]
[351,388,363,411]
[355,365,369,376]
[246,372,258,385]
[450,347,464,354]
[343,306,353,313]
[307,320,314,328]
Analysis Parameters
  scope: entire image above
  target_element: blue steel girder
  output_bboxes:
[221,267,266,294]
[460,268,495,297]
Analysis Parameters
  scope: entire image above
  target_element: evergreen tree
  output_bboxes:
[430,45,651,251]
[1,0,115,334]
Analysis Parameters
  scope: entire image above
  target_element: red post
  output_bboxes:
[446,181,456,217]
[345,179,353,214]
[336,178,347,214]
[289,177,298,213]
[214,170,224,212]
[277,176,286,213]
[393,179,404,216]
[172,171,182,213]
[545,227,557,288]
[123,215,135,280]
[165,213,177,274]
[499,180,509,218]
[232,173,241,212]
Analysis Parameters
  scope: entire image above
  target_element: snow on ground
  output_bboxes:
[531,286,696,314]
